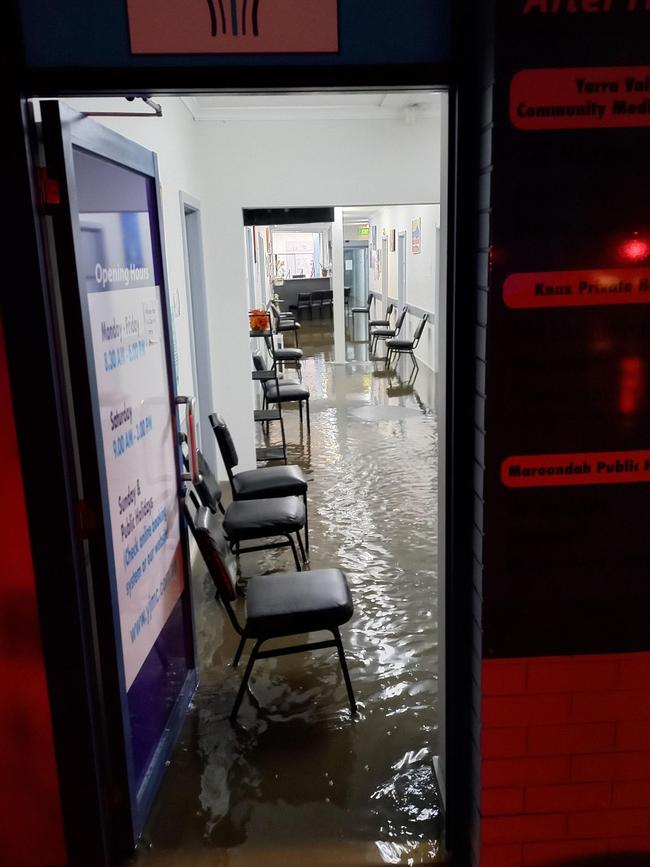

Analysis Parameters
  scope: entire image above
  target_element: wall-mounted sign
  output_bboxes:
[412,217,422,254]
[87,285,185,689]
[502,450,650,488]
[358,226,370,237]
[126,0,339,54]
[510,66,650,130]
[504,268,650,309]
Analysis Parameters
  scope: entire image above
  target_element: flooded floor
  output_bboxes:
[133,320,443,866]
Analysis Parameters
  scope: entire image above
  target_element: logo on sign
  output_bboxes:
[127,0,339,55]
[206,0,260,37]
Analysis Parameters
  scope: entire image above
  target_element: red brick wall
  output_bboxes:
[480,654,650,866]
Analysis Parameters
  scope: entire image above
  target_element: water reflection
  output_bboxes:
[133,321,442,866]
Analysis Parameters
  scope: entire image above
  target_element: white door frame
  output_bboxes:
[381,234,389,316]
[179,191,218,473]
[397,230,407,312]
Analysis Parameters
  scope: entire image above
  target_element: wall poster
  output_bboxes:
[412,217,422,254]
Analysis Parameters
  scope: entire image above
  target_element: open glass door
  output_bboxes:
[39,101,197,851]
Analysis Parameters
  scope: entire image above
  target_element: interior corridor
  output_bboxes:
[132,320,443,866]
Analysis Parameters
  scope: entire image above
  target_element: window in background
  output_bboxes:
[272,232,321,278]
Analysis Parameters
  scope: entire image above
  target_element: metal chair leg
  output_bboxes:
[296,530,308,565]
[230,640,261,722]
[333,628,357,715]
[306,399,311,435]
[410,350,419,381]
[232,634,247,667]
[303,491,309,554]
[285,534,301,570]
[298,400,303,426]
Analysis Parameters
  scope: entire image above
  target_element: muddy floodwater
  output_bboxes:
[132,322,443,866]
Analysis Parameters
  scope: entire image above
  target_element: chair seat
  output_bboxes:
[386,338,414,349]
[371,328,397,338]
[232,464,307,499]
[265,383,310,402]
[369,318,390,327]
[278,321,301,331]
[245,569,353,637]
[351,307,370,314]
[273,348,303,361]
[224,496,305,541]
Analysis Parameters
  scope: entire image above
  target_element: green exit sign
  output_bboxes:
[358,227,370,237]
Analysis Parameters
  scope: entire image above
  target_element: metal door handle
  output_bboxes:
[175,395,199,483]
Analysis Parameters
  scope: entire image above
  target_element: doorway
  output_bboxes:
[32,88,450,866]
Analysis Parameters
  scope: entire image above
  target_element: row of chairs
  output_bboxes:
[296,290,334,320]
[354,295,429,380]
[184,414,357,722]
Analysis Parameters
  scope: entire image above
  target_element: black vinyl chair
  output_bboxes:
[264,334,303,381]
[321,289,333,317]
[310,290,324,319]
[210,413,310,553]
[190,448,307,571]
[386,312,429,380]
[297,291,312,321]
[269,301,300,347]
[253,354,311,435]
[350,292,373,338]
[369,302,395,354]
[184,495,357,722]
[371,304,409,358]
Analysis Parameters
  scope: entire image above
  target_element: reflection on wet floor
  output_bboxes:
[133,321,443,866]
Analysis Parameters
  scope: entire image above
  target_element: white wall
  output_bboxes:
[368,204,440,372]
[192,113,441,410]
[59,99,443,469]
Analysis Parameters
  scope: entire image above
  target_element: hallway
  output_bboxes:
[134,322,443,866]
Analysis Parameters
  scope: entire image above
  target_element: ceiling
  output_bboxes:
[182,91,441,122]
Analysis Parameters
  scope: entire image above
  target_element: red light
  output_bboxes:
[618,235,650,263]
[618,356,645,417]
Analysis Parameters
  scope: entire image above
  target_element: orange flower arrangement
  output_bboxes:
[249,309,269,333]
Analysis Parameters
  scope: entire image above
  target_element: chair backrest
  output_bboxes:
[395,305,409,334]
[252,352,266,372]
[263,333,279,360]
[297,292,311,304]
[366,293,373,311]
[268,302,281,329]
[385,302,395,320]
[183,497,237,602]
[322,290,333,304]
[413,312,429,345]
[194,450,223,514]
[209,414,238,484]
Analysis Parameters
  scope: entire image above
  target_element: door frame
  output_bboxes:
[180,191,218,472]
[397,230,407,311]
[8,63,480,867]
[381,233,389,316]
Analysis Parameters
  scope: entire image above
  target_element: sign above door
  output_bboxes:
[126,0,339,54]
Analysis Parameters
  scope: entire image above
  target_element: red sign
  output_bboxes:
[127,0,339,54]
[503,268,650,309]
[502,450,650,488]
[510,66,650,130]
